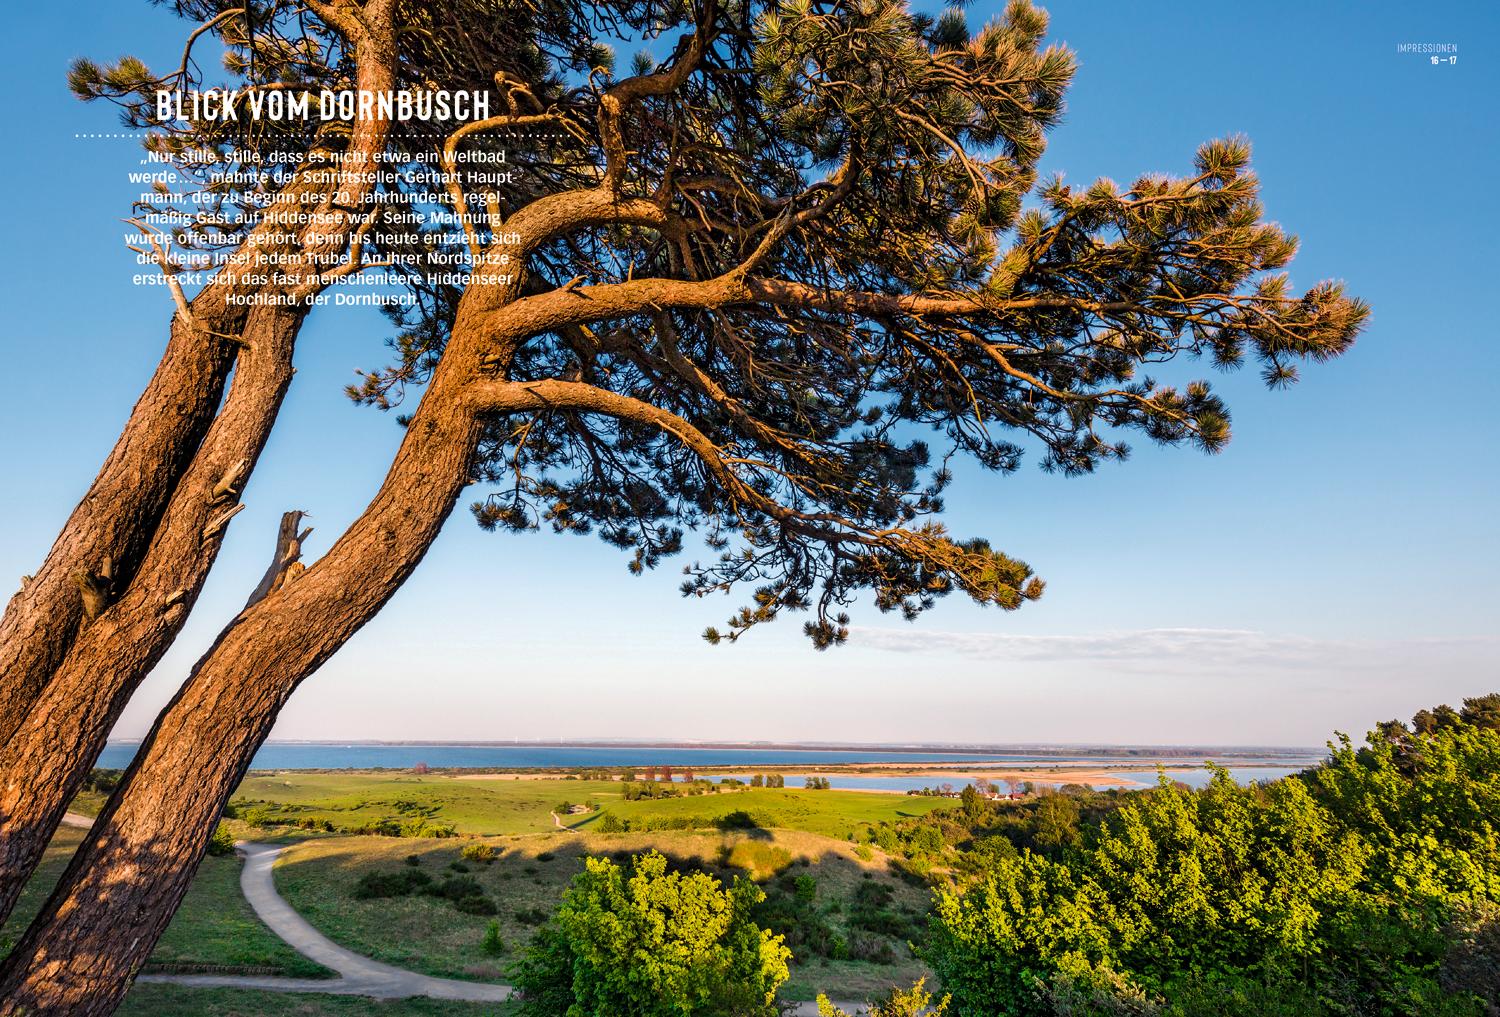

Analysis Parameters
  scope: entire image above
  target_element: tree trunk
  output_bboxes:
[0,303,304,924]
[0,8,399,746]
[0,313,487,1012]
[0,313,237,744]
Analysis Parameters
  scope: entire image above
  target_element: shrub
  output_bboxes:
[205,824,236,857]
[239,807,275,829]
[512,851,788,1017]
[353,869,431,899]
[595,812,625,834]
[449,861,470,873]
[793,874,817,904]
[818,979,950,1017]
[481,920,504,956]
[460,842,497,864]
[456,893,499,916]
[846,931,896,965]
[426,875,484,901]
[405,853,422,867]
[515,906,549,926]
[536,851,555,862]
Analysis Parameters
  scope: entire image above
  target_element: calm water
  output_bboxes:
[695,766,1309,793]
[94,742,1322,774]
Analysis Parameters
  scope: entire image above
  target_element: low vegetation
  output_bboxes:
[923,695,1500,1016]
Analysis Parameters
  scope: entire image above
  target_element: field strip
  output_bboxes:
[134,840,867,1014]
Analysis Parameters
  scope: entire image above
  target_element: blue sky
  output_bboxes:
[0,2,1495,747]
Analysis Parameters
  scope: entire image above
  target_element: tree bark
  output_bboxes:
[0,303,304,924]
[0,298,491,1015]
[0,311,237,745]
[0,180,575,1013]
[0,5,398,747]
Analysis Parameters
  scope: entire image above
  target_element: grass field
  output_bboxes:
[274,828,934,1001]
[10,773,953,1007]
[0,826,87,958]
[117,984,514,1017]
[235,772,954,839]
[0,826,330,978]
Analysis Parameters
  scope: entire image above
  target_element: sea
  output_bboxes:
[94,742,1323,789]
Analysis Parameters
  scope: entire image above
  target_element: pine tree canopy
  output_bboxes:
[94,0,1369,648]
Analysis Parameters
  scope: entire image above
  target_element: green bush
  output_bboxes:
[818,979,950,1017]
[456,893,499,916]
[512,851,789,1017]
[205,824,236,857]
[925,708,1500,1017]
[352,869,432,899]
[481,920,505,957]
[460,842,497,864]
[426,875,484,901]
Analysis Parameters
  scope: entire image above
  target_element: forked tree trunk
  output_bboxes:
[0,296,493,1015]
[0,6,399,747]
[0,28,398,906]
[0,303,304,924]
[0,312,237,744]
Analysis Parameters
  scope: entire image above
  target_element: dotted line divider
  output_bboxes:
[73,132,572,141]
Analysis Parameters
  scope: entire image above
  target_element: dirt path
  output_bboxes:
[138,842,511,1002]
[549,810,578,833]
[138,839,865,1013]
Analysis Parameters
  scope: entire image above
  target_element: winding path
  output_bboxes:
[132,839,862,1014]
[138,843,511,1002]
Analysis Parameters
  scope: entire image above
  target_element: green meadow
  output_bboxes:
[1,773,962,1012]
[233,772,954,839]
[0,826,325,979]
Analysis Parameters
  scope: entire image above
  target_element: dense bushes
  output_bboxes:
[229,797,454,838]
[353,869,432,899]
[511,851,789,1017]
[924,699,1500,1016]
[204,824,236,857]
[350,866,498,916]
[620,779,719,801]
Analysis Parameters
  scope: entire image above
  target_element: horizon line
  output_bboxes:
[100,736,1327,754]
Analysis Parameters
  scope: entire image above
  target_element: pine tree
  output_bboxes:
[0,0,1365,1010]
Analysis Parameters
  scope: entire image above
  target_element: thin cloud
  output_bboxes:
[851,626,1499,675]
